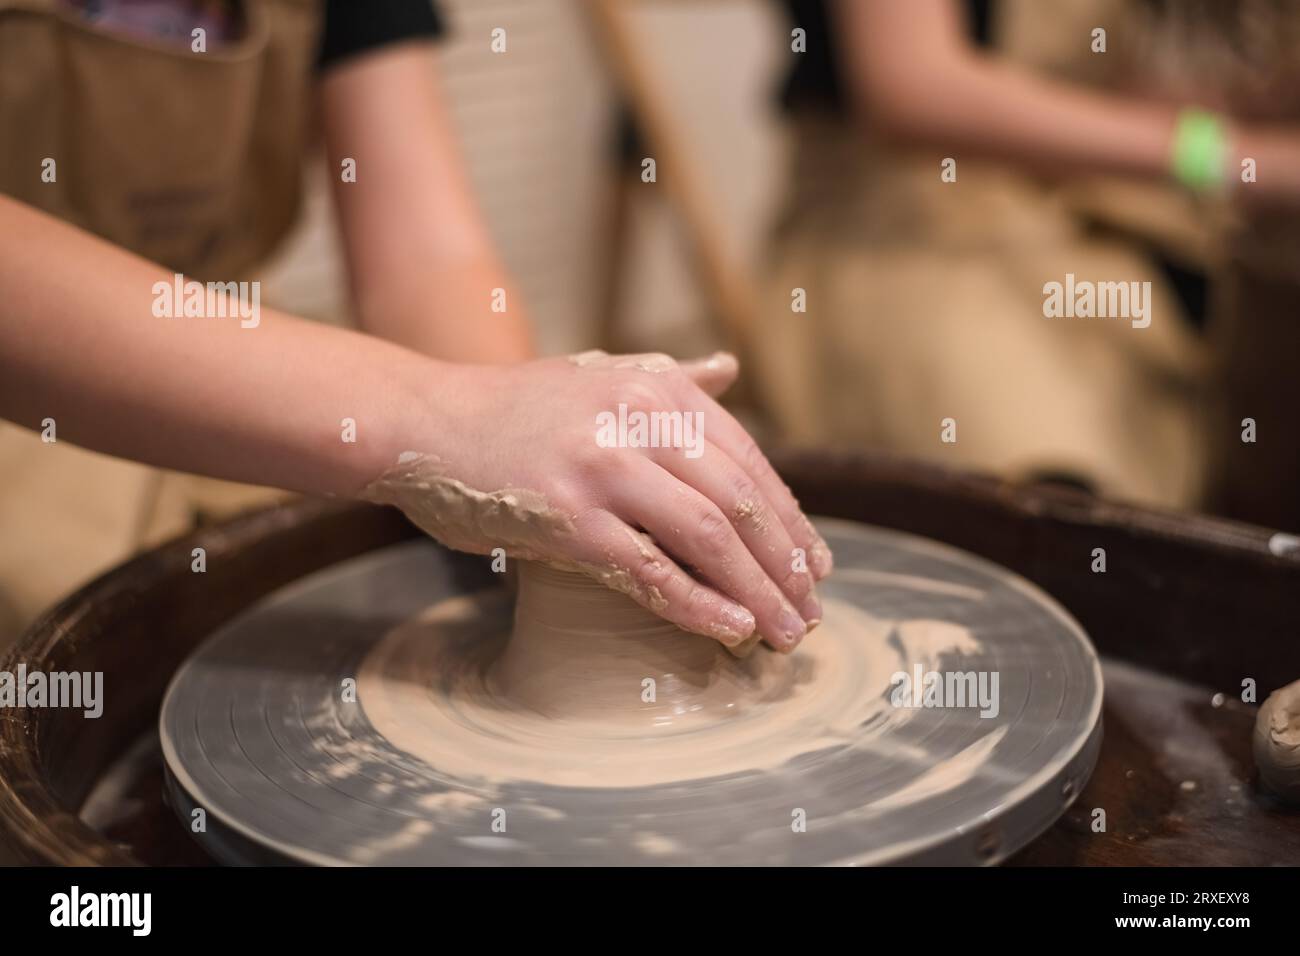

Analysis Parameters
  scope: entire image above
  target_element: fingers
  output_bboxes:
[609,458,811,652]
[567,510,757,648]
[678,351,739,399]
[679,388,833,580]
[560,348,828,651]
[651,441,822,627]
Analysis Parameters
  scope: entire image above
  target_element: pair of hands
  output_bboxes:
[377,351,832,653]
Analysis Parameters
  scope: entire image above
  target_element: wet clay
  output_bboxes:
[357,561,988,789]
[359,452,575,566]
[567,349,678,373]
[1254,678,1300,803]
[359,453,753,647]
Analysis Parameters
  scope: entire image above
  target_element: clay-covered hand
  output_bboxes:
[362,351,832,651]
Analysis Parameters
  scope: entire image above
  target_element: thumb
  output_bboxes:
[679,351,740,398]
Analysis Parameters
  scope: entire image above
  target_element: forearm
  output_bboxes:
[348,255,535,364]
[0,196,443,496]
[321,43,534,363]
[835,0,1198,182]
[867,54,1178,180]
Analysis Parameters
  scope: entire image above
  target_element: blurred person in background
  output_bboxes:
[757,0,1300,510]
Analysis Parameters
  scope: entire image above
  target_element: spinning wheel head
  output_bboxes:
[160,519,1102,865]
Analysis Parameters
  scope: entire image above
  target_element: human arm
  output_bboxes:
[319,42,535,363]
[833,0,1300,201]
[0,197,828,649]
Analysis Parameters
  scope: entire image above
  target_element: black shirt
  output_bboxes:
[317,0,445,70]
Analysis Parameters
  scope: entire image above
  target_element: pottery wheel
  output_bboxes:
[160,518,1102,865]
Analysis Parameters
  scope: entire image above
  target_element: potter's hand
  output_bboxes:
[362,351,832,651]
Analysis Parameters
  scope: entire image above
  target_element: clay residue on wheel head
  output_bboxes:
[355,561,988,790]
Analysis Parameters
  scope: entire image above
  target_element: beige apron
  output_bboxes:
[754,0,1299,510]
[0,0,320,641]
[0,0,321,278]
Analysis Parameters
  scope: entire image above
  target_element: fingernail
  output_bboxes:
[811,539,834,578]
[711,350,738,369]
[800,591,823,623]
[776,605,807,647]
[711,603,756,644]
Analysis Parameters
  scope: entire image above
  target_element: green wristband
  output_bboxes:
[1170,109,1228,192]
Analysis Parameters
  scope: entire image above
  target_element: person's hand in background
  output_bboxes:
[1227,126,1300,209]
